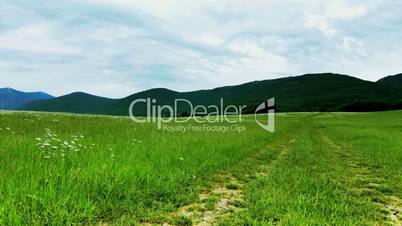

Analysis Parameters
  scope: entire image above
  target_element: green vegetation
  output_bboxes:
[0,110,401,225]
[0,111,291,225]
[222,111,402,225]
[20,73,402,114]
[172,216,193,226]
[225,182,240,190]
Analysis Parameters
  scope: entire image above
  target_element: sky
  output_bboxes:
[0,0,402,98]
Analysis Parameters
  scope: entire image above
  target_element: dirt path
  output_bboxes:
[146,137,297,226]
[322,134,402,226]
[170,172,245,225]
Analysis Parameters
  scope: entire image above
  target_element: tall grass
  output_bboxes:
[220,111,402,225]
[1,111,400,225]
[0,112,295,224]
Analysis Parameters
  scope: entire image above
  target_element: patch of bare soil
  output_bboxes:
[174,174,245,225]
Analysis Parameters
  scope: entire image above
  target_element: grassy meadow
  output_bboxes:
[0,111,401,225]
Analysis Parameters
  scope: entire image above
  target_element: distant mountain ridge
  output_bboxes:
[18,92,116,114]
[17,73,402,114]
[0,88,54,110]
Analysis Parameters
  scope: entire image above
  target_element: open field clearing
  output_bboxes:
[0,111,401,225]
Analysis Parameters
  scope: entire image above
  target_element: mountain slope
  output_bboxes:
[21,92,117,114]
[19,73,402,114]
[0,88,54,110]
[377,73,402,88]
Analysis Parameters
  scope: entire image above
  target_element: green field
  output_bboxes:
[0,111,401,225]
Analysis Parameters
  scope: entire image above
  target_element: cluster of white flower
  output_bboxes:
[130,138,143,146]
[24,114,41,122]
[36,128,93,160]
[1,126,11,131]
[105,147,116,159]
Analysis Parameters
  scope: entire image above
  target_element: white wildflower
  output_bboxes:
[179,157,184,161]
[36,138,42,141]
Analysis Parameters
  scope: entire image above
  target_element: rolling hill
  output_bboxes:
[19,73,402,115]
[0,88,53,110]
[377,73,402,88]
[20,92,116,114]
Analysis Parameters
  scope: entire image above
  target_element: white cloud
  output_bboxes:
[0,25,80,54]
[177,39,295,87]
[305,1,367,37]
[305,15,337,37]
[0,0,401,97]
[84,0,224,18]
[228,40,268,58]
[325,2,367,19]
[89,26,142,43]
[336,36,366,55]
[186,33,224,47]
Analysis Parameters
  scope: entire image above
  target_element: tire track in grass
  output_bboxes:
[246,137,296,179]
[322,134,402,226]
[147,136,298,226]
[175,174,245,225]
